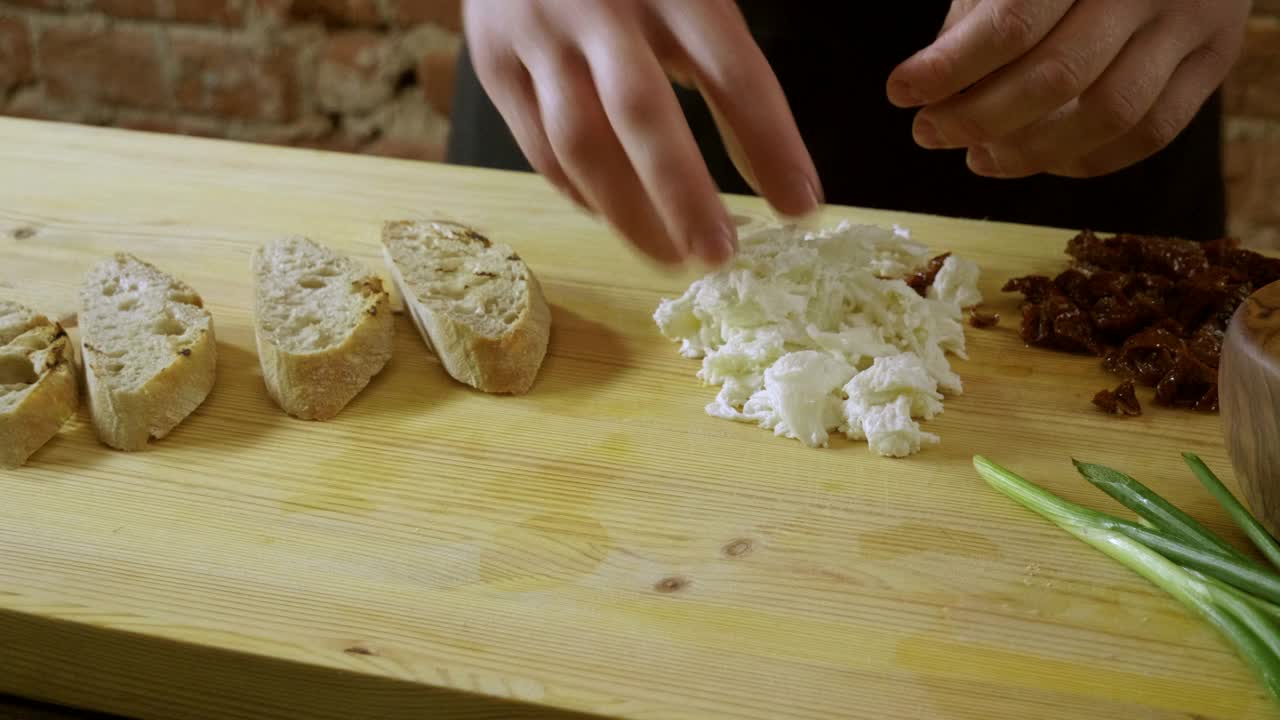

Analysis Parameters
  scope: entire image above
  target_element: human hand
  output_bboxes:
[462,0,823,266]
[886,0,1250,179]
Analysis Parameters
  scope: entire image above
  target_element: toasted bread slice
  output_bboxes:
[79,254,216,451]
[0,301,79,468]
[251,236,394,420]
[381,220,550,394]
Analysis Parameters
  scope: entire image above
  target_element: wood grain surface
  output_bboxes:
[0,117,1275,720]
[1222,280,1280,539]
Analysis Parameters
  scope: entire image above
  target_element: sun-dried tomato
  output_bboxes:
[1093,380,1141,416]
[1004,230,1271,416]
[906,253,951,297]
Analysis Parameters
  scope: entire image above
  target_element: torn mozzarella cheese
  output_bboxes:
[741,351,855,448]
[845,395,941,458]
[653,220,981,457]
[843,353,943,420]
[929,255,983,308]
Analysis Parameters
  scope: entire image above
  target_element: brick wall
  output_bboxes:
[0,0,462,160]
[0,0,1277,250]
[1225,0,1280,250]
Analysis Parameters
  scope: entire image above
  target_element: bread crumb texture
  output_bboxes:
[0,300,78,467]
[253,236,387,354]
[79,253,210,393]
[382,220,530,339]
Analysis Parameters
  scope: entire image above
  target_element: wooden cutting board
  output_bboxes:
[0,118,1272,720]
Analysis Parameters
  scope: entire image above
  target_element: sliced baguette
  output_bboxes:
[0,301,79,468]
[251,236,394,420]
[79,253,217,451]
[381,220,551,394]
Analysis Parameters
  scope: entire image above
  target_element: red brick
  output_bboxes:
[228,115,329,144]
[320,29,393,72]
[362,136,443,162]
[114,110,229,138]
[115,114,180,134]
[246,0,291,24]
[2,84,118,125]
[3,0,72,11]
[170,32,298,121]
[291,132,363,154]
[88,0,161,20]
[172,116,230,138]
[66,0,248,23]
[0,17,32,92]
[289,0,380,26]
[4,86,71,121]
[316,29,400,113]
[394,0,460,31]
[169,0,248,25]
[417,45,456,117]
[1225,17,1280,120]
[87,0,248,24]
[39,22,170,109]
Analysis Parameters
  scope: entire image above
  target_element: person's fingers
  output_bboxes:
[653,0,823,218]
[576,6,738,265]
[464,16,591,211]
[969,19,1195,178]
[491,66,593,211]
[913,0,1154,151]
[1048,39,1240,179]
[937,0,982,37]
[886,0,1076,108]
[526,44,686,265]
[701,84,761,198]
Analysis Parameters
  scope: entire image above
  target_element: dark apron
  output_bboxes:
[446,3,1225,240]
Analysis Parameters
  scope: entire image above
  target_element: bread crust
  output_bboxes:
[381,220,551,394]
[80,253,217,451]
[252,239,394,420]
[0,305,79,468]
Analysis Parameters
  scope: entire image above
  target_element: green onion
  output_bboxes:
[1184,453,1280,573]
[1189,589,1280,699]
[1191,568,1280,644]
[1236,590,1280,626]
[1065,458,1280,603]
[1073,459,1253,565]
[980,459,1280,603]
[1108,521,1280,606]
[974,455,1280,699]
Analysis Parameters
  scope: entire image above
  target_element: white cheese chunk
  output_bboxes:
[653,220,982,457]
[740,350,855,448]
[928,255,984,309]
[846,395,941,458]
[843,353,943,421]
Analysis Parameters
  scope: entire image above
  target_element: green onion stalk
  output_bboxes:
[973,455,1280,700]
[1183,453,1280,573]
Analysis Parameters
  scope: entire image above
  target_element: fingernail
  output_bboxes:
[723,220,739,253]
[914,117,944,149]
[569,193,595,215]
[556,181,594,215]
[698,223,738,265]
[889,80,923,107]
[774,171,824,219]
[792,171,824,213]
[805,174,825,208]
[968,146,1001,176]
